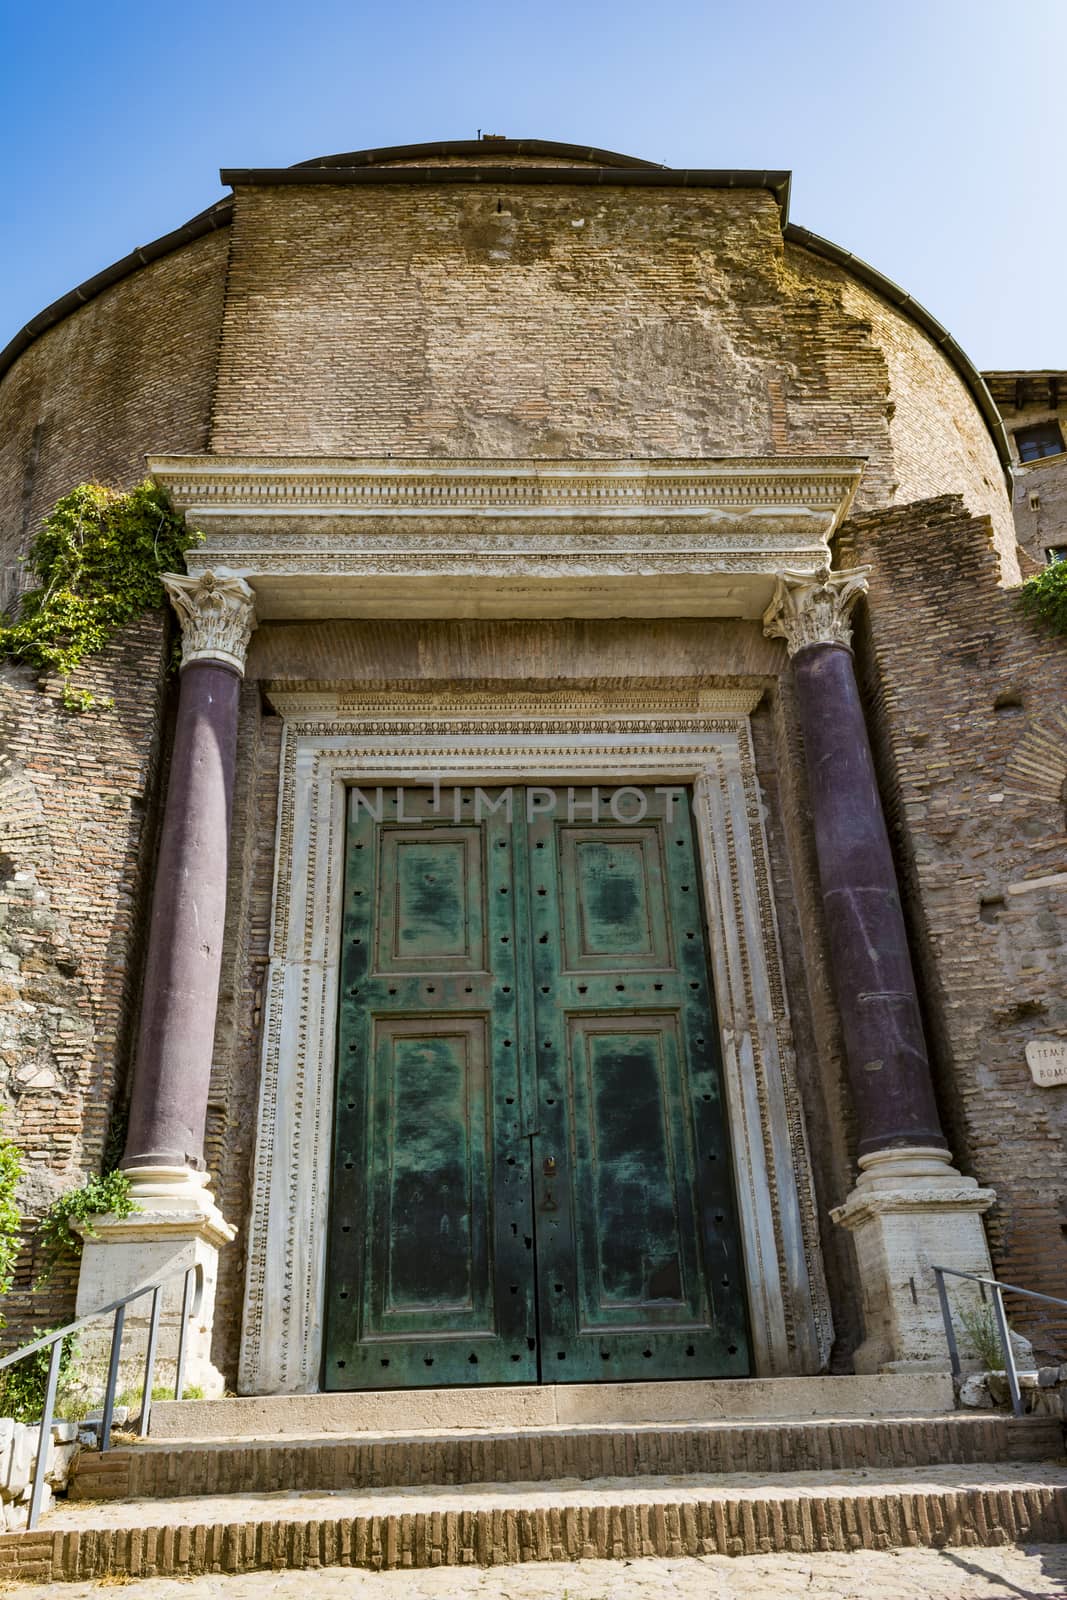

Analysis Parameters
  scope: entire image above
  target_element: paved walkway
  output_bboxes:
[7,1547,1067,1598]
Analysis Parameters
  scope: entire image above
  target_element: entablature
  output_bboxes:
[148,455,865,621]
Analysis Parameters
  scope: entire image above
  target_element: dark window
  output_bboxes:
[1047,546,1067,565]
[1015,422,1065,463]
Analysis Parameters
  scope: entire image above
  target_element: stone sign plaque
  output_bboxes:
[1026,1040,1067,1087]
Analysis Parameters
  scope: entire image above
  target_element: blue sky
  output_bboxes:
[2,0,1063,370]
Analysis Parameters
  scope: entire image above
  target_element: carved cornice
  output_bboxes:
[266,687,766,722]
[150,455,865,522]
[149,456,866,623]
[762,566,871,658]
[161,569,258,675]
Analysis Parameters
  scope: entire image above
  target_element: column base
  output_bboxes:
[831,1147,997,1375]
[74,1168,236,1402]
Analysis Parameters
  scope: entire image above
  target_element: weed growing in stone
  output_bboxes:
[1019,558,1067,637]
[37,1169,137,1275]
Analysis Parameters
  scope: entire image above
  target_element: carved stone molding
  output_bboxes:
[150,455,865,520]
[762,566,871,658]
[161,569,258,674]
[149,455,865,622]
[237,689,832,1395]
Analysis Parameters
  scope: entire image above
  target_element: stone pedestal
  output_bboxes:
[831,1149,996,1373]
[74,1169,235,1399]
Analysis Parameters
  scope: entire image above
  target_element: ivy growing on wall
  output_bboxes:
[0,480,201,708]
[1019,560,1067,637]
[0,1127,22,1329]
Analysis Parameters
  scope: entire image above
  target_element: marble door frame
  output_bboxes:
[237,688,832,1394]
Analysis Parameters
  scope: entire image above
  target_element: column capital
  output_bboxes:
[161,568,257,675]
[762,565,871,658]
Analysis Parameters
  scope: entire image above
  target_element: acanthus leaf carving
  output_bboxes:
[162,568,258,675]
[762,565,871,658]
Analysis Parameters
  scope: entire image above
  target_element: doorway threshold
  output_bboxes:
[148,1372,954,1441]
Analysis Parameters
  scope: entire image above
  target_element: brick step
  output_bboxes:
[5,1463,1067,1583]
[69,1414,1063,1503]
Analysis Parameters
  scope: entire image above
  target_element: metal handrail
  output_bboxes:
[0,1260,203,1530]
[932,1265,1067,1419]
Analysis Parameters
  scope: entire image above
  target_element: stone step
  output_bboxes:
[69,1413,1063,1503]
[5,1463,1067,1582]
[147,1373,956,1441]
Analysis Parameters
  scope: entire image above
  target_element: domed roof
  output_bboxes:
[291,138,666,171]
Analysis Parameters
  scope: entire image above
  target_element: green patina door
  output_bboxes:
[324,784,749,1389]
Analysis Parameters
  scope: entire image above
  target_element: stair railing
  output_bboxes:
[0,1260,203,1529]
[932,1264,1066,1418]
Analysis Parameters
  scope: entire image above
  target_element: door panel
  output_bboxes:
[367,1017,488,1328]
[325,784,750,1389]
[529,788,750,1382]
[324,788,538,1389]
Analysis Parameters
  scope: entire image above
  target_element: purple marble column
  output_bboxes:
[122,571,256,1177]
[764,567,946,1157]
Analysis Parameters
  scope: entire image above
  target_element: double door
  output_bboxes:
[324,784,749,1388]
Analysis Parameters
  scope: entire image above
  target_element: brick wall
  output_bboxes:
[210,183,1013,552]
[0,616,173,1345]
[839,496,1067,1356]
[0,229,228,576]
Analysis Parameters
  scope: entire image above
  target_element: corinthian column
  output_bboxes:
[121,569,256,1187]
[765,566,998,1373]
[75,570,256,1395]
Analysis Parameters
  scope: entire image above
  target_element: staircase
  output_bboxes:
[1,1380,1064,1583]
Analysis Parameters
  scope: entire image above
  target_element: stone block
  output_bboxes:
[46,1442,78,1486]
[6,1426,34,1497]
[958,1374,993,1408]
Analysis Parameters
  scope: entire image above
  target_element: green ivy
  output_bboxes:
[0,480,201,708]
[38,1170,138,1273]
[0,1127,22,1328]
[1019,559,1067,636]
[0,1330,78,1425]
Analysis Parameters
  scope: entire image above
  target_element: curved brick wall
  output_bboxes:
[0,228,228,575]
[0,182,1011,576]
[203,179,1013,560]
[0,230,227,1342]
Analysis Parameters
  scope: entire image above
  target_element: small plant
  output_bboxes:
[959,1298,1007,1370]
[38,1170,137,1274]
[0,1331,78,1424]
[1019,559,1067,637]
[0,1125,22,1328]
[0,479,201,709]
[113,1382,206,1412]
